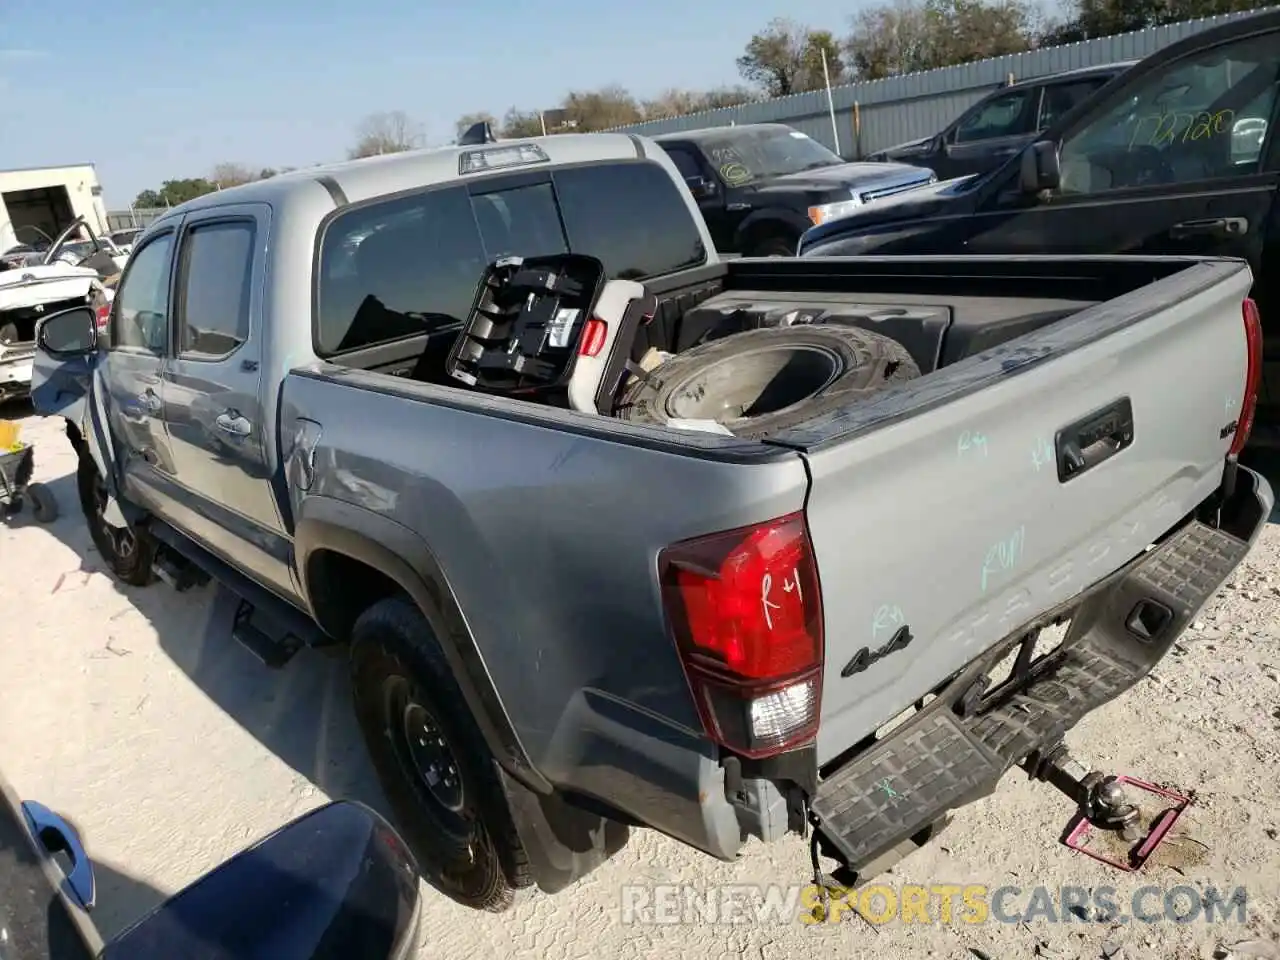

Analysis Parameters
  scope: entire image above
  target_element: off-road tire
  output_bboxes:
[76,455,154,585]
[349,597,532,912]
[616,325,920,439]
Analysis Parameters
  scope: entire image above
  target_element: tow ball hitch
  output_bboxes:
[1026,743,1192,872]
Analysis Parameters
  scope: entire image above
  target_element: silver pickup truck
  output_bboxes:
[30,133,1273,914]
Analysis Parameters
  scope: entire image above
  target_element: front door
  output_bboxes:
[938,86,1039,180]
[664,144,736,251]
[101,226,179,512]
[158,203,296,601]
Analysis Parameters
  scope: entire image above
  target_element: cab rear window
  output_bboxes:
[314,160,706,356]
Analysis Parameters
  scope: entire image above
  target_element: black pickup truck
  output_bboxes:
[798,8,1280,443]
[651,123,935,256]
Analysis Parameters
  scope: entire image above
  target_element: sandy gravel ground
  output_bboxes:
[1,405,1278,960]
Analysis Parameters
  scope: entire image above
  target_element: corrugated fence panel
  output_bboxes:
[609,8,1275,156]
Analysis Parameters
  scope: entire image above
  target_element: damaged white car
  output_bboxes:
[0,217,118,404]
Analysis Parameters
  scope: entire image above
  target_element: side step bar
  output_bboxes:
[810,497,1262,875]
[147,521,327,668]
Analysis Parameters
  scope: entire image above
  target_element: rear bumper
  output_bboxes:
[811,464,1272,872]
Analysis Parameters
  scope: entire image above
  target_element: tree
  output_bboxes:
[846,0,1034,79]
[132,178,218,208]
[455,111,499,140]
[348,111,420,159]
[209,162,260,188]
[846,0,936,78]
[500,107,545,138]
[1040,0,1254,43]
[562,84,643,131]
[736,18,847,98]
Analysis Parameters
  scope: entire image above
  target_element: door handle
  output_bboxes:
[214,412,252,438]
[22,800,96,910]
[139,390,161,415]
[1169,217,1248,240]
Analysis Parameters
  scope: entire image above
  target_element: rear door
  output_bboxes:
[1035,75,1114,132]
[157,203,297,600]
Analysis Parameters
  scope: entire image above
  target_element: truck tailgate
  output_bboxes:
[791,259,1254,764]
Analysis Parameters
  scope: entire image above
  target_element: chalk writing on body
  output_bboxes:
[871,603,905,640]
[981,525,1026,593]
[1031,437,1054,473]
[957,430,989,459]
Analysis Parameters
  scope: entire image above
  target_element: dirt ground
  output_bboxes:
[1,405,1278,960]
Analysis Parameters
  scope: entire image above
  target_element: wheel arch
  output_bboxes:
[734,209,808,254]
[294,495,552,795]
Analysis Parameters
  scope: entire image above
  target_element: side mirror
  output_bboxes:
[36,306,97,358]
[686,175,719,201]
[934,133,951,155]
[1020,140,1061,193]
[102,801,421,960]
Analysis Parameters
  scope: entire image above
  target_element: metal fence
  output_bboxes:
[608,8,1274,158]
[104,208,168,232]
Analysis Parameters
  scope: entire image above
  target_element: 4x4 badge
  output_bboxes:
[841,625,914,678]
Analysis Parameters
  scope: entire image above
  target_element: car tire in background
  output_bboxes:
[616,325,921,439]
[747,235,798,257]
[349,596,533,912]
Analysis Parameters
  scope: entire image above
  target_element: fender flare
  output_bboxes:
[734,208,811,253]
[293,496,552,795]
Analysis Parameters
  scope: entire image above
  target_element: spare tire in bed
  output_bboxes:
[615,325,920,439]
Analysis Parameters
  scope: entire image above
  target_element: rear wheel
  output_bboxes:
[76,455,154,585]
[349,597,531,912]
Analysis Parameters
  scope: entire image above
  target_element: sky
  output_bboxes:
[0,0,865,208]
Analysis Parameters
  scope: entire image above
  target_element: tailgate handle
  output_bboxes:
[1055,397,1133,483]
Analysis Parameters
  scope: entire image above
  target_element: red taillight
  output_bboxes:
[95,304,110,331]
[578,318,607,358]
[1231,297,1263,456]
[659,512,823,758]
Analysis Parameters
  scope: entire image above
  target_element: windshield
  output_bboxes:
[700,128,843,185]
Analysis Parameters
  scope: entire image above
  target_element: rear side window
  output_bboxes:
[1038,78,1110,130]
[314,160,706,355]
[175,220,255,359]
[554,163,706,280]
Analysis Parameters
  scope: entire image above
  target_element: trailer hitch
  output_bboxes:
[1025,742,1191,872]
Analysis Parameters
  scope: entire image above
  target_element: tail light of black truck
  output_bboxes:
[1230,297,1262,456]
[659,512,824,759]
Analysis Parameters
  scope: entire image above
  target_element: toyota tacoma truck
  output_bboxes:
[29,132,1273,913]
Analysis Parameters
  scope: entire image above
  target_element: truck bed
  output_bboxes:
[283,253,1254,856]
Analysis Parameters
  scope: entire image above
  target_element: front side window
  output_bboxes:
[111,232,174,353]
[175,220,255,359]
[315,161,706,355]
[1059,32,1280,195]
[954,89,1035,143]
